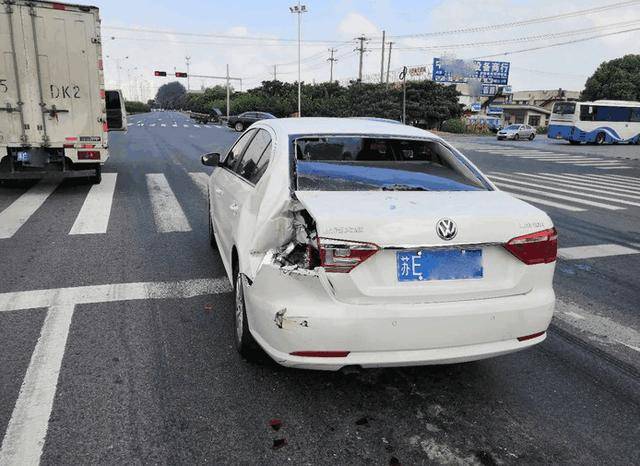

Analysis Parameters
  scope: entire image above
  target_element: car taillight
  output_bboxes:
[78,150,101,160]
[503,228,557,265]
[317,237,379,273]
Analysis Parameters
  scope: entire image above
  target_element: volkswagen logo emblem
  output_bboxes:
[436,218,457,241]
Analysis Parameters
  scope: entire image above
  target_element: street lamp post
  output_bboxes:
[289,2,307,117]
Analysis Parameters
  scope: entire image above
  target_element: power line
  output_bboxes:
[103,25,346,44]
[386,19,640,51]
[474,26,640,59]
[384,0,640,39]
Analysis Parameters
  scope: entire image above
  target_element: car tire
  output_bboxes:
[234,122,244,132]
[514,134,520,141]
[90,166,102,184]
[234,268,262,363]
[528,133,535,141]
[596,132,606,144]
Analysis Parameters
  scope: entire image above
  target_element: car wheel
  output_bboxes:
[234,268,262,362]
[514,134,520,140]
[596,132,606,144]
[529,133,535,141]
[234,122,244,132]
[89,166,102,184]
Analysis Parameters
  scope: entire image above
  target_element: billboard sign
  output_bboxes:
[432,57,510,86]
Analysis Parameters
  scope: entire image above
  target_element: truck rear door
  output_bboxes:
[4,2,103,147]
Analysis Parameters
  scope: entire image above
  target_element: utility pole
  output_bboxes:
[385,42,393,84]
[226,64,230,118]
[380,30,385,83]
[290,2,307,117]
[273,64,277,81]
[356,35,368,82]
[327,48,338,82]
[185,56,191,90]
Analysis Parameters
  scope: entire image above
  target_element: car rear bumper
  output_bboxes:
[245,264,555,371]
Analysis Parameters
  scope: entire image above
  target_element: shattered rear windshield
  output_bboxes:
[294,136,489,192]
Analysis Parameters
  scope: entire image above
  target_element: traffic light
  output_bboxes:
[154,71,167,77]
[175,72,188,78]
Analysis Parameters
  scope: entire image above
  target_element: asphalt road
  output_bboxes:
[1,112,639,465]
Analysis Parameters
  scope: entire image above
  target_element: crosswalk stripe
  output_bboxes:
[0,181,59,239]
[490,175,640,207]
[183,124,189,127]
[150,123,156,127]
[596,166,632,170]
[193,124,200,128]
[145,174,191,233]
[172,123,178,127]
[69,174,118,235]
[494,182,625,210]
[161,123,166,127]
[588,173,640,186]
[188,172,209,198]
[545,173,640,192]
[509,173,640,200]
[558,244,639,260]
[507,193,586,212]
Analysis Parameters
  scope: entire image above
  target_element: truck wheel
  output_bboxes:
[234,122,244,132]
[90,166,102,184]
[234,268,262,363]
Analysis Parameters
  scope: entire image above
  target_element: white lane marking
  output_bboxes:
[558,243,639,260]
[0,278,231,464]
[204,125,212,128]
[137,123,144,127]
[539,173,640,193]
[193,124,200,128]
[596,166,632,170]
[0,278,231,313]
[508,173,640,200]
[0,305,75,466]
[494,182,624,210]
[69,173,118,235]
[127,123,133,127]
[556,300,640,353]
[150,123,156,127]
[0,181,59,239]
[145,174,191,232]
[183,124,189,128]
[562,161,626,166]
[489,175,640,207]
[599,173,640,184]
[188,172,209,198]
[161,123,166,127]
[172,123,178,127]
[508,193,586,212]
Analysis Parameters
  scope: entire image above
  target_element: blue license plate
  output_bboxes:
[396,249,483,282]
[17,151,30,162]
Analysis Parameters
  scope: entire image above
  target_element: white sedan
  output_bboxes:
[202,118,556,371]
[497,124,536,141]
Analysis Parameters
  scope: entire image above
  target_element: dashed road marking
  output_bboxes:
[508,193,586,212]
[558,244,639,260]
[69,173,118,235]
[0,181,59,239]
[145,174,192,232]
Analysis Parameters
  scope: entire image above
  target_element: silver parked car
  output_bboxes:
[497,124,536,141]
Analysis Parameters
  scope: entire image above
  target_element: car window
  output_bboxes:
[294,136,489,192]
[223,129,256,170]
[235,129,272,183]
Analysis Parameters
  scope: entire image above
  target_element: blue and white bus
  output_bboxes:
[548,100,640,145]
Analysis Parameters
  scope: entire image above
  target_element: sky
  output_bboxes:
[94,0,640,101]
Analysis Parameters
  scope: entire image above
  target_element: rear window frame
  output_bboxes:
[287,133,493,192]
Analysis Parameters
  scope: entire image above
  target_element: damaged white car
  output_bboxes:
[201,118,557,371]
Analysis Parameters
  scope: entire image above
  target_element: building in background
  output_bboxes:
[500,89,580,127]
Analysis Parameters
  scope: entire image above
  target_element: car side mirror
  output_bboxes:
[201,152,221,167]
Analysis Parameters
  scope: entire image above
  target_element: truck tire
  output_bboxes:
[90,166,102,184]
[234,122,244,132]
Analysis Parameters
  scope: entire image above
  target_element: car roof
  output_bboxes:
[257,117,440,139]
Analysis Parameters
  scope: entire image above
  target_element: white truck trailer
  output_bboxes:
[0,0,126,184]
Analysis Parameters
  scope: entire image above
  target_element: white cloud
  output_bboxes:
[338,12,380,37]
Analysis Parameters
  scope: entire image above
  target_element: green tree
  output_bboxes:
[581,54,640,101]
[125,101,150,114]
[155,81,187,109]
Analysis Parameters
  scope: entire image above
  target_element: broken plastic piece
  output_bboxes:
[272,438,287,450]
[269,419,283,431]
